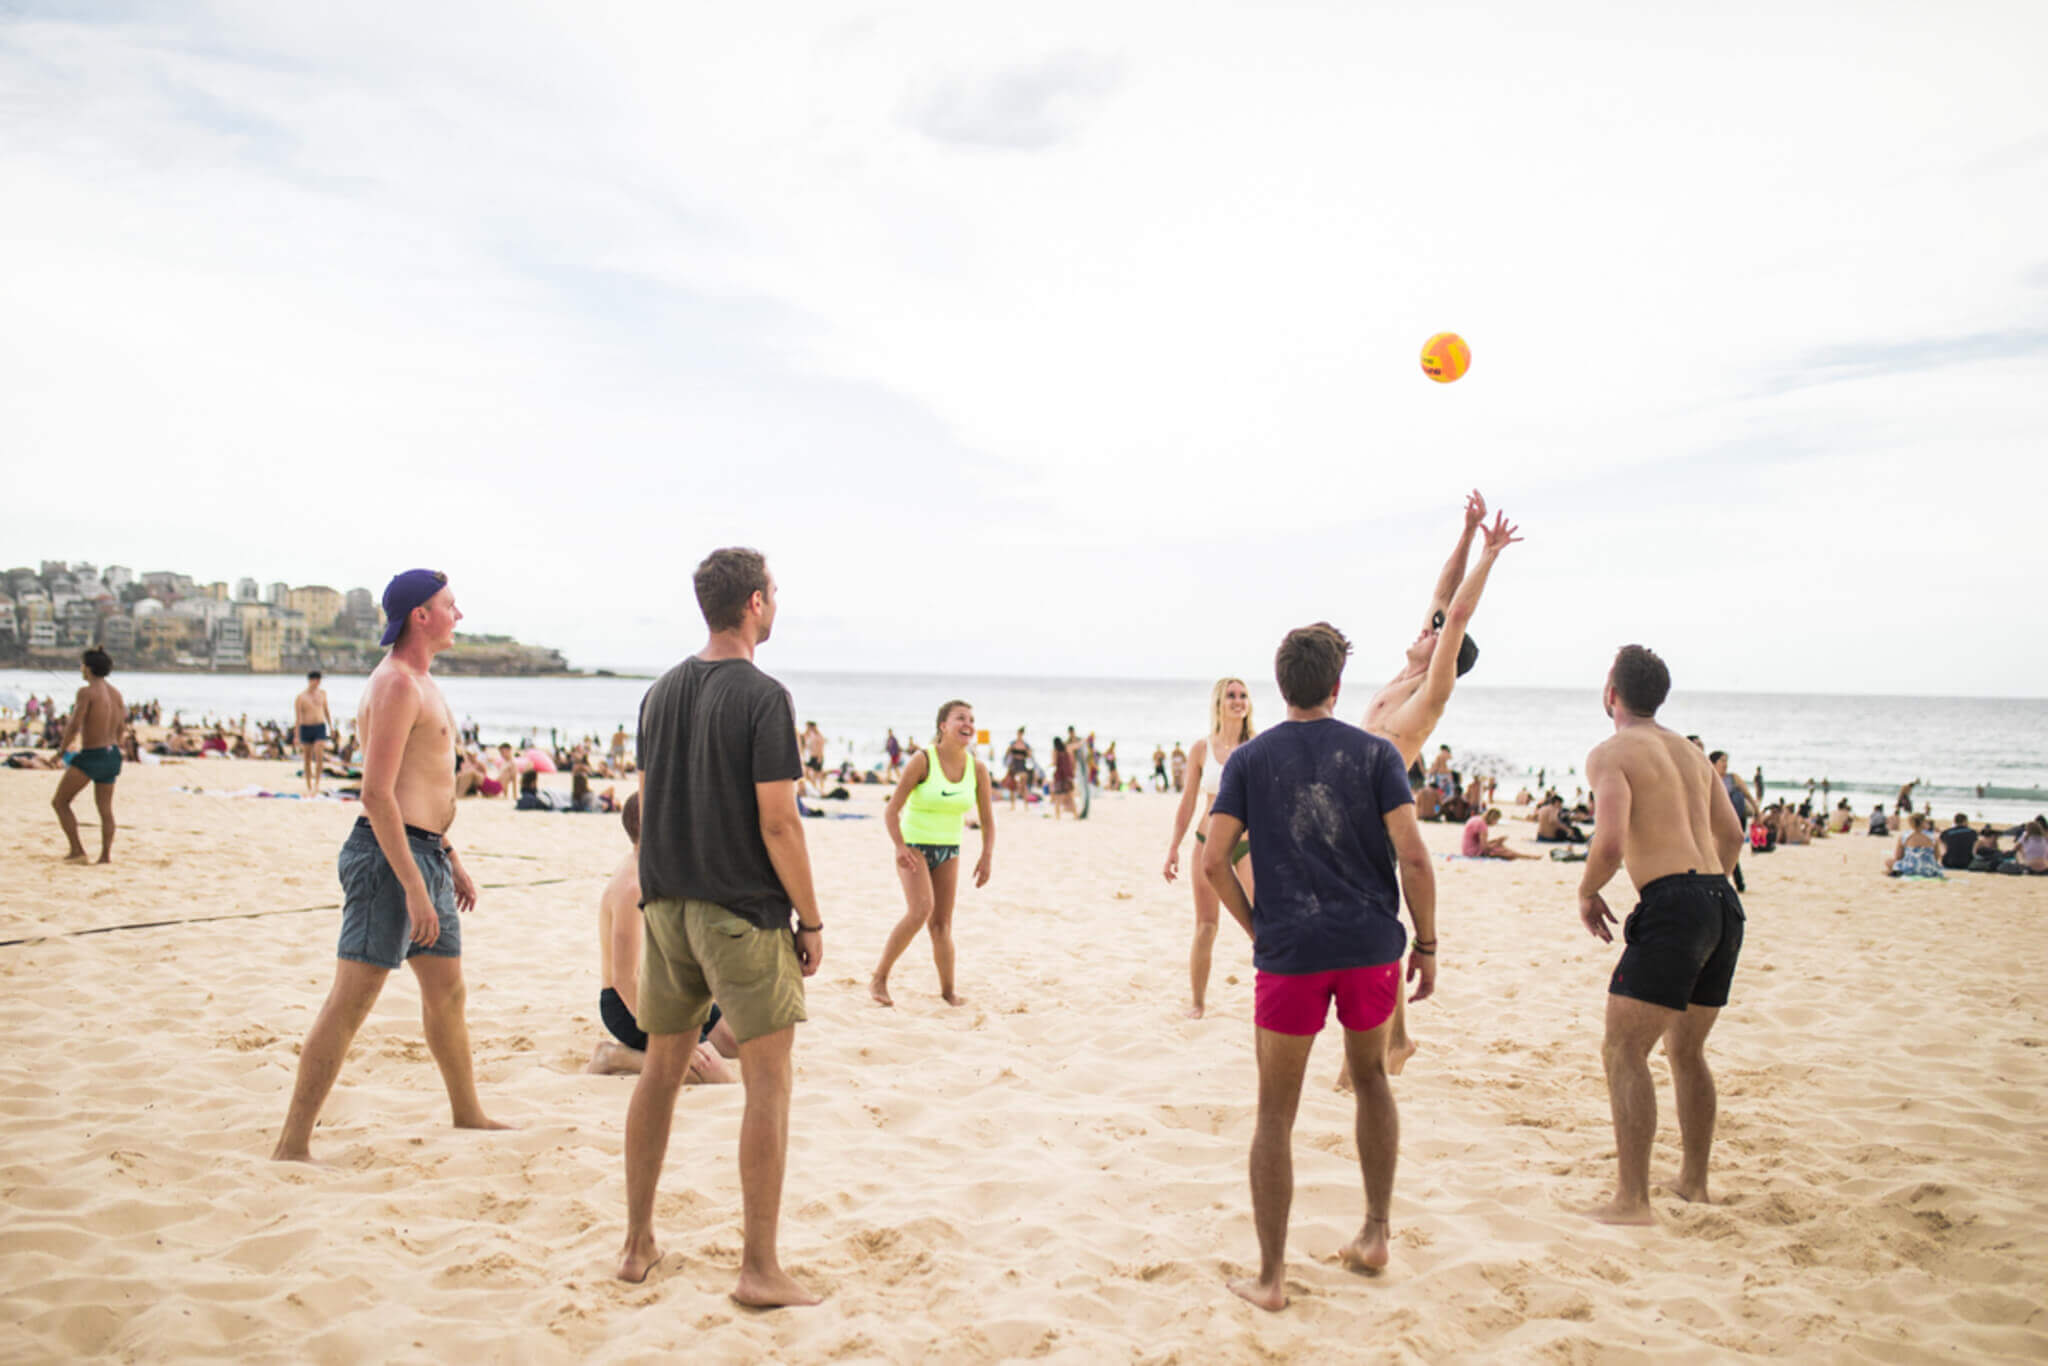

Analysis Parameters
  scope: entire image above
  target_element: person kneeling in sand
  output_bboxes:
[589,792,736,1082]
[1205,622,1437,1311]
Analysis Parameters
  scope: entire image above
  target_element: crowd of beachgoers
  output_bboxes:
[7,689,2043,877]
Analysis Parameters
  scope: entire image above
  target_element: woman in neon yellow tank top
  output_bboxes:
[871,699,996,1007]
[1162,678,1257,1019]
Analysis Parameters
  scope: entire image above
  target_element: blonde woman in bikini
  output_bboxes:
[1163,678,1257,1019]
[871,700,996,1007]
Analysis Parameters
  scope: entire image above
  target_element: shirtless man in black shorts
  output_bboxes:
[294,671,335,796]
[1573,645,1746,1224]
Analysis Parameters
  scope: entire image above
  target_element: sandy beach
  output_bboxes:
[3,761,2044,1363]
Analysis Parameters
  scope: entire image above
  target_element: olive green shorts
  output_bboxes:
[638,898,806,1045]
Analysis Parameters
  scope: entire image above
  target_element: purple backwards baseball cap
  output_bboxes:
[380,569,448,646]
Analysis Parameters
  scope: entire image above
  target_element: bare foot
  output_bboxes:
[1583,1196,1657,1226]
[63,851,88,864]
[1662,1177,1710,1204]
[1340,1217,1390,1274]
[731,1266,820,1308]
[587,1041,646,1075]
[455,1116,515,1132]
[1185,1002,1205,1020]
[617,1239,663,1284]
[941,990,966,1007]
[1227,1275,1287,1312]
[96,855,113,865]
[268,1142,325,1164]
[1387,1036,1419,1077]
[869,976,894,1007]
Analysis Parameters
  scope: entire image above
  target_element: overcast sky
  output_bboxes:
[4,1,2044,695]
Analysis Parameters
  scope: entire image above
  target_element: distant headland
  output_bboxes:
[1,560,576,677]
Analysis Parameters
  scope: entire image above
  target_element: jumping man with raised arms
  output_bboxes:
[1338,491,1521,1086]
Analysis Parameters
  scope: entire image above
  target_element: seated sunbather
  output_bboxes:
[1462,807,1536,860]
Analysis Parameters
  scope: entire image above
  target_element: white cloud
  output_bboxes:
[1,0,2044,695]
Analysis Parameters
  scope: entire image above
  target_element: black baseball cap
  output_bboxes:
[1431,610,1480,677]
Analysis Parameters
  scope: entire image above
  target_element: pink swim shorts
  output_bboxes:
[1254,962,1401,1036]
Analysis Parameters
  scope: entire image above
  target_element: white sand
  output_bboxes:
[3,762,2045,1362]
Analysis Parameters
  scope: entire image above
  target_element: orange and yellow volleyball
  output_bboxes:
[1421,332,1470,383]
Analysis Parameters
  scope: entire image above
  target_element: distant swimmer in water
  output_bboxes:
[872,700,996,1007]
[1339,491,1520,1088]
[1572,645,1747,1224]
[1162,677,1258,1019]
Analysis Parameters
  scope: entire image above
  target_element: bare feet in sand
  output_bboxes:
[586,1041,644,1075]
[1386,1037,1418,1076]
[1583,1195,1657,1226]
[869,977,894,1007]
[267,1143,325,1164]
[941,990,966,1007]
[63,851,89,864]
[1185,1002,1205,1020]
[617,1240,662,1284]
[454,1115,515,1132]
[1661,1176,1710,1204]
[1227,1275,1287,1312]
[731,1266,820,1308]
[1340,1216,1390,1274]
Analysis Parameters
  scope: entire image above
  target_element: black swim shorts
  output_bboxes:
[1609,871,1744,1011]
[599,987,722,1051]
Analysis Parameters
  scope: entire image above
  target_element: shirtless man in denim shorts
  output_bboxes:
[272,570,508,1161]
[1574,644,1747,1224]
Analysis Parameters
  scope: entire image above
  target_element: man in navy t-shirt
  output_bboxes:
[1204,622,1438,1313]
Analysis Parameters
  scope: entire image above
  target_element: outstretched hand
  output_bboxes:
[1463,488,1487,531]
[1481,511,1523,555]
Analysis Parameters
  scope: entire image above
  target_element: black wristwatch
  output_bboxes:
[796,921,824,933]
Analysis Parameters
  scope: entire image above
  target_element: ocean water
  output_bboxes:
[4,667,2043,825]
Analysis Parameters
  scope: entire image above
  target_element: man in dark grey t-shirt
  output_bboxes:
[617,548,824,1310]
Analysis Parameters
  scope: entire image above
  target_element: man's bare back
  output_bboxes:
[597,851,638,1002]
[72,679,124,750]
[1585,726,1730,888]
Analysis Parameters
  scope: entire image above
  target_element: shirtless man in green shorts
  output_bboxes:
[1338,491,1520,1086]
[52,648,125,863]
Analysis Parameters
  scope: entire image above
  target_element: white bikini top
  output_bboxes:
[1201,741,1228,797]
